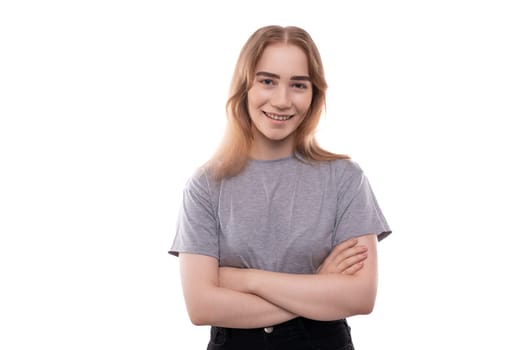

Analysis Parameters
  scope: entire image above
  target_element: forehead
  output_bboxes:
[255,43,309,76]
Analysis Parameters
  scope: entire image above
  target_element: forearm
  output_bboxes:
[246,270,376,321]
[181,235,377,326]
[229,234,379,320]
[186,285,297,328]
[179,253,296,329]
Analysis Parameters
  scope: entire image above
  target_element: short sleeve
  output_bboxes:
[333,160,392,245]
[168,168,219,259]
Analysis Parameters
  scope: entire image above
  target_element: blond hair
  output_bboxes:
[208,25,349,179]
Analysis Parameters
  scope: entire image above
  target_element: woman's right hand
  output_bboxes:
[316,238,368,275]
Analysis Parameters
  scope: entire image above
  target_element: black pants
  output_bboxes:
[207,317,354,350]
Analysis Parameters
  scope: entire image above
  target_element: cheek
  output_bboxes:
[248,88,268,109]
[295,94,313,114]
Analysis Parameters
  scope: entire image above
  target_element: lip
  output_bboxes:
[263,110,295,122]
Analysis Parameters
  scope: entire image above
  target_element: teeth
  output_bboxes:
[264,112,293,121]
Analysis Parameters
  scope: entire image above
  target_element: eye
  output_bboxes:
[259,79,275,86]
[292,82,308,89]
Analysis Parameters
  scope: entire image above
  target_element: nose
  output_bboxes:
[270,85,292,109]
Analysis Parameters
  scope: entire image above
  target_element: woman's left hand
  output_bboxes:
[316,238,368,275]
[219,237,368,293]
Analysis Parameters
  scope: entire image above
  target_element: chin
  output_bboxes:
[263,132,293,142]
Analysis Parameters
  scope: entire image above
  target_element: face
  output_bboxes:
[247,43,313,158]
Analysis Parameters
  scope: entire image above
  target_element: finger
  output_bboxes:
[322,239,358,266]
[343,262,364,275]
[336,251,368,271]
[333,245,368,266]
[319,239,363,273]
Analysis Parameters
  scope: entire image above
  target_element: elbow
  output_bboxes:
[185,299,214,326]
[346,296,375,316]
[357,283,377,315]
[188,313,208,326]
[355,276,378,315]
[183,285,224,326]
[343,297,375,317]
[345,285,377,316]
[187,302,217,326]
[360,285,378,315]
[187,306,212,326]
[358,297,376,315]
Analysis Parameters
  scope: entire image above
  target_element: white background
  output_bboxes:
[1,0,524,349]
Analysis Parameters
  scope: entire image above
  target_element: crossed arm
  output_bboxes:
[179,234,378,328]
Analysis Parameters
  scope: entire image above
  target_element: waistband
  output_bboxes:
[215,317,348,335]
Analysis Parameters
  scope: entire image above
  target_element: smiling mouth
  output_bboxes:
[263,111,294,121]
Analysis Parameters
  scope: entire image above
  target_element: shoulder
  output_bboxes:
[329,158,364,178]
[321,159,368,194]
[185,164,217,195]
[294,156,365,180]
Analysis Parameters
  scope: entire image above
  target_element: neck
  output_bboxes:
[250,135,295,161]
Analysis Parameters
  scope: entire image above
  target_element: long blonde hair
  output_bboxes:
[208,25,349,179]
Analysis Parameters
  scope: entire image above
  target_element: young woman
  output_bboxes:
[169,25,391,350]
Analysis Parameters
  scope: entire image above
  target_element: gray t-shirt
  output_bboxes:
[169,156,391,274]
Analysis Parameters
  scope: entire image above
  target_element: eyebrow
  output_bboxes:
[255,71,311,81]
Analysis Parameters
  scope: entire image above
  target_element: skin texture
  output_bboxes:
[178,43,379,328]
